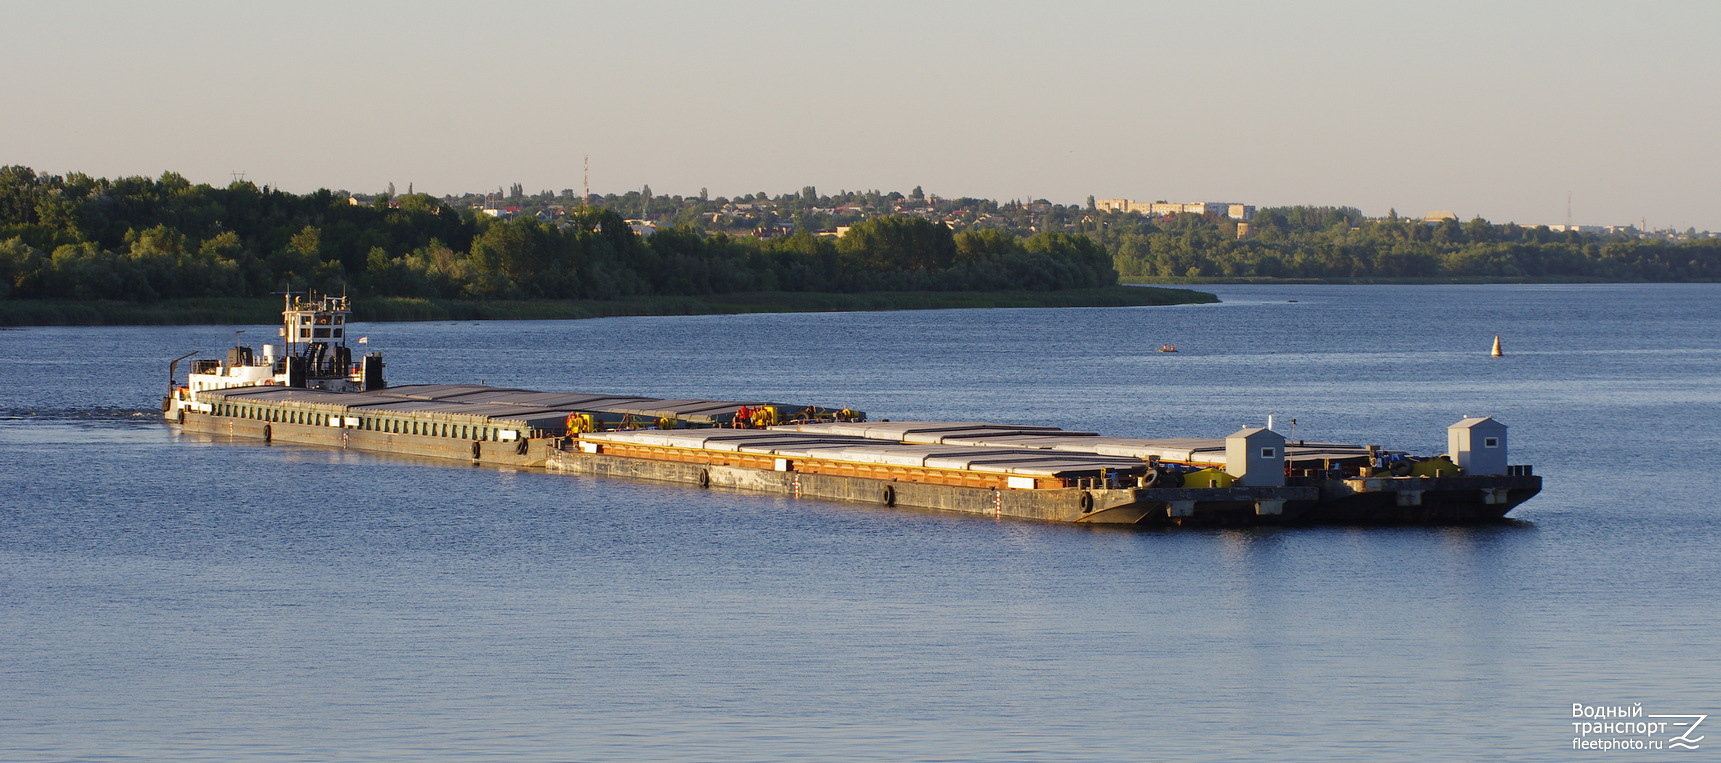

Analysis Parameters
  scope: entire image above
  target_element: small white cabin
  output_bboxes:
[1448,416,1508,476]
[1226,427,1286,487]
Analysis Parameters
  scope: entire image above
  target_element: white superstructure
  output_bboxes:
[166,294,385,418]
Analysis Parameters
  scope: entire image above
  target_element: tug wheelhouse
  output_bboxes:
[278,293,384,392]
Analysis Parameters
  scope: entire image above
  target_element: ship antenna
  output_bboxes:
[340,288,349,347]
[274,291,300,356]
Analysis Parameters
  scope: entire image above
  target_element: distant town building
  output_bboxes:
[1544,223,1629,235]
[1422,210,1459,223]
[1096,199,1253,220]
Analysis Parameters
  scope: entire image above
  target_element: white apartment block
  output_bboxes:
[1096,199,1253,220]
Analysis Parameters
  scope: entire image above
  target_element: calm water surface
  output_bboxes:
[3,284,1718,761]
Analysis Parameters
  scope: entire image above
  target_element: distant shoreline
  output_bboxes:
[0,286,1216,327]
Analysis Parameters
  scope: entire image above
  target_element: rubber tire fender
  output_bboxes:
[472,440,482,460]
[1139,468,1159,489]
[1079,491,1095,513]
[262,424,272,444]
[516,439,529,456]
[698,469,711,489]
[881,484,896,507]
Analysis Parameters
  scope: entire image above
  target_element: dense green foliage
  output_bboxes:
[1098,207,1720,281]
[0,167,1115,302]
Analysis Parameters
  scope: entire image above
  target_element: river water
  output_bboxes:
[3,284,1717,761]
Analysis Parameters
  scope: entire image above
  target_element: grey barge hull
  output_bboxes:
[546,448,1316,526]
[166,385,1538,527]
[772,421,1543,524]
[1295,474,1542,523]
[172,408,558,468]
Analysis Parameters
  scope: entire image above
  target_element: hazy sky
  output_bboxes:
[6,1,1718,229]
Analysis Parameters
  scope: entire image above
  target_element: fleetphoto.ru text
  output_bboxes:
[1572,703,1706,752]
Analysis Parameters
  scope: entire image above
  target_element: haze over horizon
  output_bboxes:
[6,1,1717,230]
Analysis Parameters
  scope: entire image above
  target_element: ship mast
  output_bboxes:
[279,291,299,358]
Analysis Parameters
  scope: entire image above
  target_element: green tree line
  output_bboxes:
[468,182,1721,282]
[0,167,1115,302]
[5,167,1714,302]
[1100,206,1720,281]
[446,184,1720,284]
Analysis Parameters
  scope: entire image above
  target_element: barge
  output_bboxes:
[163,295,1540,526]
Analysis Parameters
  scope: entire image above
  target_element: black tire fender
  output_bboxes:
[1079,491,1095,513]
[698,469,711,489]
[881,484,896,507]
[262,424,272,444]
[471,440,482,460]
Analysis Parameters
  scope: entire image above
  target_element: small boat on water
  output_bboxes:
[1158,344,1178,353]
